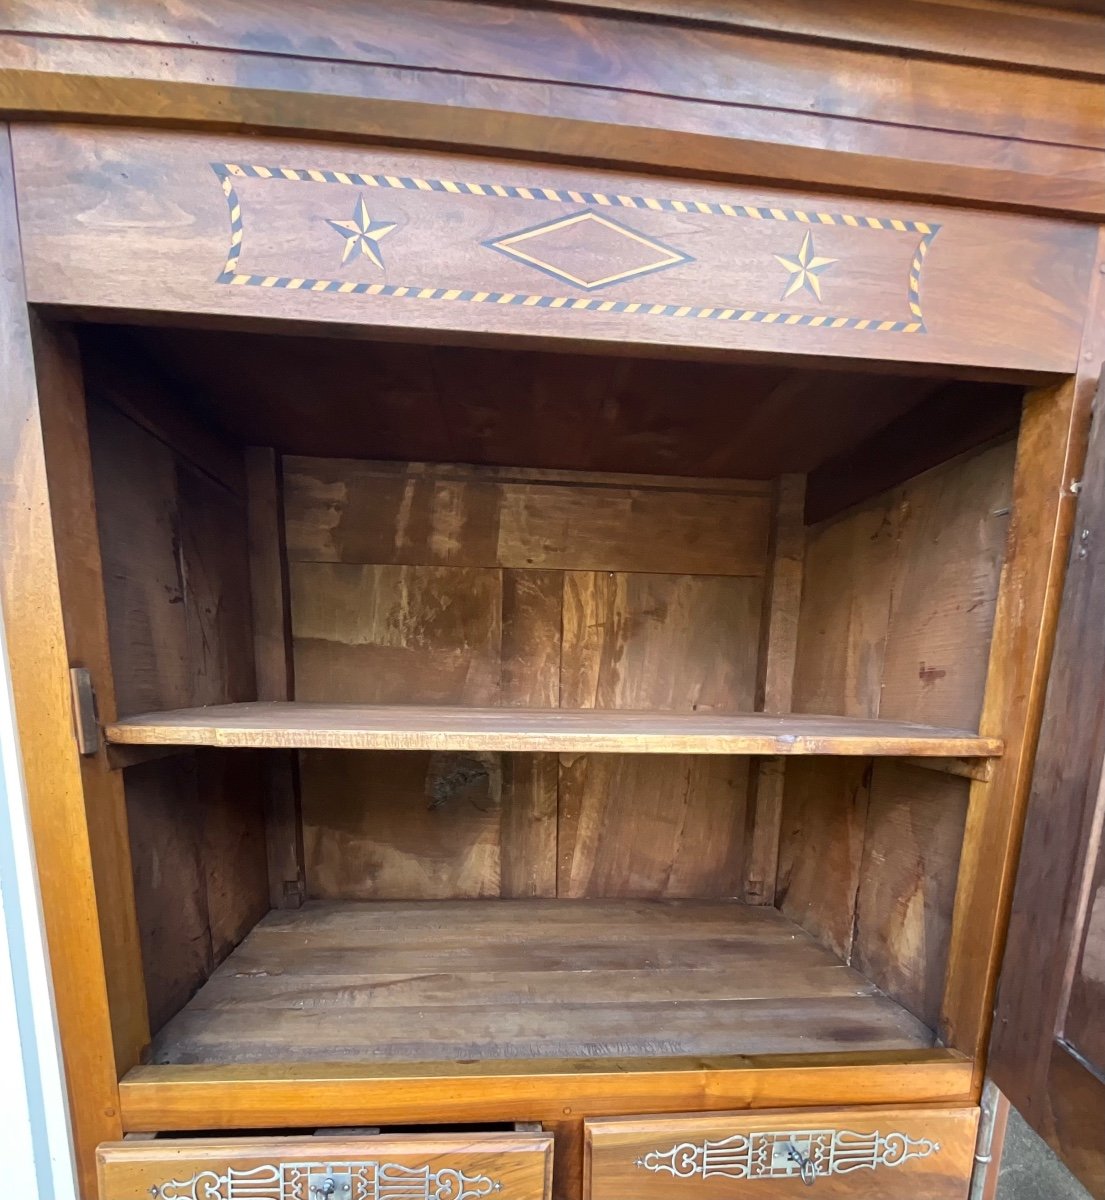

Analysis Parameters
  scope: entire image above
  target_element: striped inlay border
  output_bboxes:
[212,163,940,333]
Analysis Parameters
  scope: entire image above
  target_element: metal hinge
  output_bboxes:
[68,667,101,756]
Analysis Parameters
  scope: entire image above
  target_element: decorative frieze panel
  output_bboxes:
[213,161,937,335]
[12,126,1096,373]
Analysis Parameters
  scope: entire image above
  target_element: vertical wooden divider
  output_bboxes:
[246,446,305,908]
[0,125,141,1196]
[941,249,1102,1074]
[743,473,805,904]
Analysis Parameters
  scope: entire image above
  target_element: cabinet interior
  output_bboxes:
[74,322,1024,1068]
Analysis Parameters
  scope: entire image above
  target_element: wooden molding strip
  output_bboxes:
[118,1049,975,1132]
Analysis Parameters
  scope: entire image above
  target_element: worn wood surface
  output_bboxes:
[989,250,1105,1198]
[0,126,126,1195]
[120,1047,973,1131]
[943,369,1094,1068]
[10,126,1097,373]
[2,2,1103,217]
[146,900,933,1066]
[744,474,805,904]
[586,1105,978,1198]
[106,703,1002,756]
[98,1133,553,1200]
[557,755,747,898]
[781,439,1015,1025]
[25,324,151,1077]
[286,457,770,900]
[285,459,771,577]
[85,345,270,1036]
[777,759,872,962]
[129,331,956,483]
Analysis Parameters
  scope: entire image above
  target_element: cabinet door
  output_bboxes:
[98,1132,552,1200]
[586,1106,977,1198]
[988,374,1105,1200]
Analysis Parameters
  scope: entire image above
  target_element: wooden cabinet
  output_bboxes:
[586,1107,978,1198]
[98,1133,553,1200]
[0,5,1103,1200]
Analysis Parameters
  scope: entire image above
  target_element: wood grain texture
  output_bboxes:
[125,751,269,1034]
[7,0,1101,142]
[291,562,506,706]
[586,1105,979,1198]
[557,755,747,898]
[2,4,1103,217]
[989,245,1105,1198]
[852,762,967,1028]
[560,572,761,712]
[0,126,122,1197]
[781,439,1016,1022]
[116,331,977,483]
[84,332,271,1042]
[106,703,1003,756]
[943,372,1094,1067]
[284,458,771,577]
[87,395,255,715]
[98,1133,553,1200]
[300,751,504,900]
[501,754,558,899]
[10,126,1097,373]
[119,1049,974,1132]
[244,450,304,908]
[777,759,871,962]
[744,474,805,904]
[145,900,934,1066]
[26,323,151,1078]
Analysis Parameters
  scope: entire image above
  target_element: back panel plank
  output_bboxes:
[284,458,771,576]
[557,754,748,898]
[288,458,771,900]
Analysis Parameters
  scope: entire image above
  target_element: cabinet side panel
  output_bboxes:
[782,435,1017,1025]
[85,361,268,1034]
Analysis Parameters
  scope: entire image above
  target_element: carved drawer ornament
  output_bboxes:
[635,1126,940,1184]
[212,163,938,334]
[150,1160,502,1200]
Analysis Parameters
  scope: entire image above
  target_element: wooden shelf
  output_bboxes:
[105,701,1002,757]
[147,899,935,1066]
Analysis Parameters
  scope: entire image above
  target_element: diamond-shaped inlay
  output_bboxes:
[485,209,693,291]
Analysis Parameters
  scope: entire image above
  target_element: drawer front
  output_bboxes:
[98,1132,553,1200]
[586,1106,977,1198]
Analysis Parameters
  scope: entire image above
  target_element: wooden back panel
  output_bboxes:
[284,458,772,900]
[778,436,1016,1027]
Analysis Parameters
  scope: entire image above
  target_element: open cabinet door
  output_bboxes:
[988,373,1105,1200]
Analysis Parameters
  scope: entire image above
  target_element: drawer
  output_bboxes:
[98,1131,553,1200]
[585,1106,978,1198]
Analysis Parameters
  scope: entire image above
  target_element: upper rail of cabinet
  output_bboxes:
[9,126,1097,377]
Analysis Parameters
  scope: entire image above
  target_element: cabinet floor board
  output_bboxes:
[148,900,935,1066]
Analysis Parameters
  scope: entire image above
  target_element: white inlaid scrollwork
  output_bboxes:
[635,1127,939,1182]
[150,1160,503,1200]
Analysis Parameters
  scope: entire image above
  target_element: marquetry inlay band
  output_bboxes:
[635,1127,940,1182]
[151,1160,503,1200]
[212,163,939,333]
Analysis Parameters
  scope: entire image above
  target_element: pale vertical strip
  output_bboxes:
[0,605,78,1200]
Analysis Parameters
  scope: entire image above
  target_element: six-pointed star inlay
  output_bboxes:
[773,230,837,301]
[326,195,398,269]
